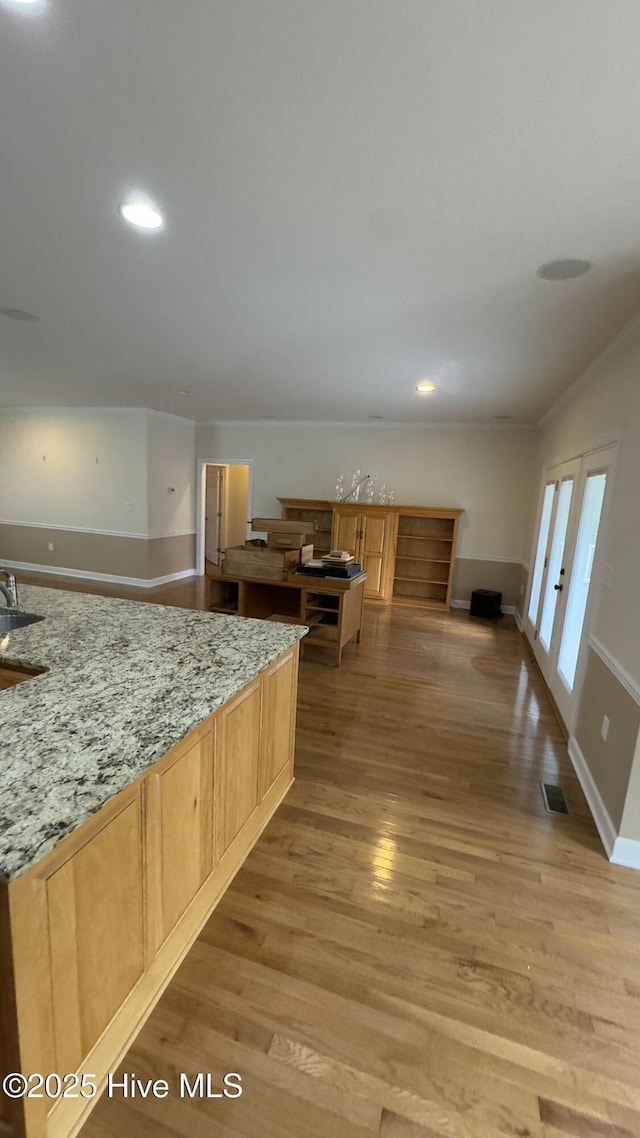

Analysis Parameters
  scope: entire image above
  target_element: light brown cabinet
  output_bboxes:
[260,650,298,797]
[147,723,215,951]
[215,678,262,858]
[0,643,300,1138]
[279,498,462,609]
[47,792,145,1077]
[330,506,396,601]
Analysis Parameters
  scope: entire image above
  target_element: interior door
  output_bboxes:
[205,465,225,566]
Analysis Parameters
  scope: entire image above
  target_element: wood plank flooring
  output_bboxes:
[16,573,640,1138]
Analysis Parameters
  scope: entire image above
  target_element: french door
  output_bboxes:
[526,446,616,732]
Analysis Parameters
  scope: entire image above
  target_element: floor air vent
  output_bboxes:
[541,782,569,815]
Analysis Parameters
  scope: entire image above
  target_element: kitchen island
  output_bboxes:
[0,585,306,1138]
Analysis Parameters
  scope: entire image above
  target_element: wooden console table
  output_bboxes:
[209,570,366,667]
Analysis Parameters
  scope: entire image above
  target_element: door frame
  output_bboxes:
[524,441,618,733]
[196,459,255,576]
[529,457,581,676]
[551,443,618,732]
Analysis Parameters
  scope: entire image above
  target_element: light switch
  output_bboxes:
[603,564,613,589]
[601,715,610,742]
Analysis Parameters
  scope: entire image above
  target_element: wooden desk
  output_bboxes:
[209,570,366,667]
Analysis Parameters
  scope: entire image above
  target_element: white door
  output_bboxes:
[526,459,579,675]
[525,447,616,731]
[205,466,225,566]
[551,446,616,729]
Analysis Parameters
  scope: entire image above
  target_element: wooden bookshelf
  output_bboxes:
[392,510,459,609]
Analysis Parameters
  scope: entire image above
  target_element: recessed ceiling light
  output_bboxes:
[118,200,164,231]
[537,258,591,281]
[0,307,39,322]
[416,381,436,395]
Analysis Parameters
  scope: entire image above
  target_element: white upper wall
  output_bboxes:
[196,423,539,562]
[147,413,196,538]
[0,408,148,535]
[539,320,640,684]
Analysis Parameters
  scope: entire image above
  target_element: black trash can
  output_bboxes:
[470,589,502,619]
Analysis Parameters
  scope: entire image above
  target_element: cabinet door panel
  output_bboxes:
[215,680,262,858]
[158,731,214,940]
[259,650,297,799]
[331,510,361,557]
[362,513,394,600]
[47,797,144,1072]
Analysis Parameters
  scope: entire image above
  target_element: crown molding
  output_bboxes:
[198,419,537,430]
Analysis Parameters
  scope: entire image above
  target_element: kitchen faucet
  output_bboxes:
[0,569,18,609]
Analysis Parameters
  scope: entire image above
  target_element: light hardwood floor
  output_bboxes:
[15,572,640,1138]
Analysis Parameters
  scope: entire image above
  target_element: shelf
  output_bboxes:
[391,595,448,610]
[395,555,451,564]
[305,604,340,614]
[306,624,338,642]
[397,534,453,542]
[393,576,447,586]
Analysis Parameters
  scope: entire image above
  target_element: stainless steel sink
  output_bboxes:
[0,611,45,633]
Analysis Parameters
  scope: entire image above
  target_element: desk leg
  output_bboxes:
[357,583,365,642]
[237,581,247,617]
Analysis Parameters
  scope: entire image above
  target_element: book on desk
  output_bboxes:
[296,559,362,579]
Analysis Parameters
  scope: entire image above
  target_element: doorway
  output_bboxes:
[197,462,251,576]
[525,445,617,732]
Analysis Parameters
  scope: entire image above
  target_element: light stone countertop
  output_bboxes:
[0,584,307,883]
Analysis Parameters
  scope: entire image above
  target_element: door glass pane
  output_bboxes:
[539,478,573,650]
[557,472,607,690]
[528,482,555,625]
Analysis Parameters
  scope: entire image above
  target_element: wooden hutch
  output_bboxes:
[278,499,463,609]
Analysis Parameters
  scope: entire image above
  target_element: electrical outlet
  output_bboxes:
[603,564,613,589]
[47,542,54,552]
[601,715,610,742]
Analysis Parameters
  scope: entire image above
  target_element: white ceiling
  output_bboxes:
[1,0,640,425]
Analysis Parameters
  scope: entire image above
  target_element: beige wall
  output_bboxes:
[0,523,195,583]
[452,558,528,610]
[0,408,196,582]
[0,407,149,534]
[537,319,640,845]
[575,648,640,832]
[196,423,539,564]
[224,464,250,549]
[147,413,196,538]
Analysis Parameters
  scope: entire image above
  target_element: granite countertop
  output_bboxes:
[0,584,307,883]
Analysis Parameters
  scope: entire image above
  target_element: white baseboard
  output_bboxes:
[611,837,640,870]
[147,569,198,587]
[451,599,519,622]
[567,736,616,859]
[2,559,197,590]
